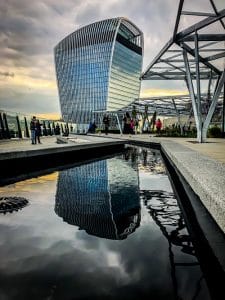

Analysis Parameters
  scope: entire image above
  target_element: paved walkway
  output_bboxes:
[0,135,123,160]
[0,134,224,163]
[92,134,225,163]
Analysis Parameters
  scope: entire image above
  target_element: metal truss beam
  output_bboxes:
[181,11,216,17]
[205,52,225,61]
[183,34,225,42]
[173,0,184,40]
[142,7,225,79]
[209,0,225,29]
[176,42,221,75]
[141,0,225,142]
[175,9,225,41]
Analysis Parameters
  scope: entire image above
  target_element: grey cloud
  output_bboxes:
[0,0,216,114]
[74,2,102,25]
[0,71,14,77]
[0,88,60,114]
[0,0,179,69]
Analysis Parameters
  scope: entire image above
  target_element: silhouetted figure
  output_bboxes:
[103,114,110,135]
[123,112,131,134]
[55,123,60,135]
[35,119,42,144]
[150,111,157,131]
[88,121,97,133]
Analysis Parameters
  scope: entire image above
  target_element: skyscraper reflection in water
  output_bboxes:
[55,158,140,239]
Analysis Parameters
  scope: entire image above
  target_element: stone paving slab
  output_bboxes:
[0,135,125,160]
[161,140,225,233]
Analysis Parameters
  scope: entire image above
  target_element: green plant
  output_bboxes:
[208,126,221,138]
[95,128,101,133]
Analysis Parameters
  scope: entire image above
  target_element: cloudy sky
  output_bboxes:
[0,0,223,119]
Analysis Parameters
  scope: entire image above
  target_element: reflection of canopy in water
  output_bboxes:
[55,159,140,239]
[141,190,195,255]
[141,190,203,300]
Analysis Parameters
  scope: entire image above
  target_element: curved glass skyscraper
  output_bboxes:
[54,17,143,125]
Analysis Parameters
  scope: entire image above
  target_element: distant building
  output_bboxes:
[54,17,143,127]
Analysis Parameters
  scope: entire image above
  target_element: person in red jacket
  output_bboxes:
[155,118,162,134]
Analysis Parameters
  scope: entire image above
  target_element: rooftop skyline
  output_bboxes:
[0,0,223,119]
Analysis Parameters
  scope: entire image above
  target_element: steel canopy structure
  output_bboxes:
[141,0,225,142]
[120,93,223,117]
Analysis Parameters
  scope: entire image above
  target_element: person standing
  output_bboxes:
[35,119,42,144]
[155,118,162,134]
[30,116,37,144]
[103,114,110,135]
[150,111,157,132]
[130,119,135,134]
[123,112,131,134]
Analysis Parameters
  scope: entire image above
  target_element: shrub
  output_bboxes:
[208,126,221,138]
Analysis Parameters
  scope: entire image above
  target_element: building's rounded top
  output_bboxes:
[55,17,143,49]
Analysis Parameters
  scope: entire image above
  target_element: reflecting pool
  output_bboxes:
[0,147,212,300]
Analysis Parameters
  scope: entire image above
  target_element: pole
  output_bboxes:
[16,116,22,138]
[222,83,225,138]
[24,117,30,138]
[0,112,5,139]
[3,113,10,139]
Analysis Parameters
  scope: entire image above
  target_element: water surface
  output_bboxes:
[0,147,211,300]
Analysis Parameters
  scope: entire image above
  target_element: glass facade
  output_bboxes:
[54,17,143,125]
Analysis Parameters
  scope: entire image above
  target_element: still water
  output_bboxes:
[0,147,211,300]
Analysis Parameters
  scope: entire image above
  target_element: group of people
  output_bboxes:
[30,116,42,144]
[88,115,110,134]
[88,113,163,135]
[123,112,137,134]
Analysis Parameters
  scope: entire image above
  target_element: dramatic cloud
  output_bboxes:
[0,0,221,116]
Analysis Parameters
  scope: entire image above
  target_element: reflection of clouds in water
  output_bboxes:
[0,147,211,300]
[0,220,177,300]
[55,158,140,240]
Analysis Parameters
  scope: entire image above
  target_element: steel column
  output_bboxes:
[194,31,203,142]
[115,113,122,134]
[16,116,22,138]
[183,50,201,141]
[222,84,225,137]
[203,68,225,138]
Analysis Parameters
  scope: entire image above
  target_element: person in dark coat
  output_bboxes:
[35,119,42,143]
[103,114,110,135]
[123,112,131,134]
